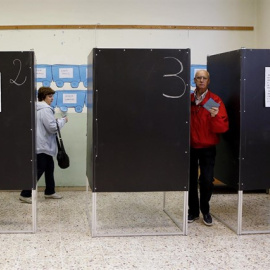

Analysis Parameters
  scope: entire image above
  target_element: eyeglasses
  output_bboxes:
[195,76,208,81]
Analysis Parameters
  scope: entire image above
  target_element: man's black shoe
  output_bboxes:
[203,213,213,226]
[188,214,199,223]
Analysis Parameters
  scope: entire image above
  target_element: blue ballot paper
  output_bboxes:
[203,98,220,111]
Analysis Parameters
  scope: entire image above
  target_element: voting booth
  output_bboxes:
[86,48,190,236]
[0,51,37,233]
[208,49,270,234]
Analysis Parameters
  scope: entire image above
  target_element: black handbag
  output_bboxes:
[56,121,70,169]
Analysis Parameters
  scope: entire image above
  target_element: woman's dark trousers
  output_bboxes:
[20,153,55,197]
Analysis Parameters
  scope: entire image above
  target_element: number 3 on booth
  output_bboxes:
[163,57,187,99]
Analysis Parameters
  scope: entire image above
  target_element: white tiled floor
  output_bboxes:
[0,190,270,269]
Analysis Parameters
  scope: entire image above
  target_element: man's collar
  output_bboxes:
[194,89,208,105]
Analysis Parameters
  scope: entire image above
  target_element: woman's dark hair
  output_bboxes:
[38,87,55,101]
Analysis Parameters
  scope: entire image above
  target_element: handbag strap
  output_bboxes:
[56,120,62,139]
[56,133,61,149]
[56,120,65,151]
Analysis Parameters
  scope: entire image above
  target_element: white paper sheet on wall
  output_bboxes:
[63,93,77,104]
[36,68,47,79]
[265,67,270,107]
[59,68,73,79]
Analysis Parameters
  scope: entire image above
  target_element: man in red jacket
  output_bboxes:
[189,70,229,226]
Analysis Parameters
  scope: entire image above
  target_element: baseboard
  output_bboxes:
[38,186,86,191]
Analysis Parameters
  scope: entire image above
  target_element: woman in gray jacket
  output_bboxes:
[20,87,68,203]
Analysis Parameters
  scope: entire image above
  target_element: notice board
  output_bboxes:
[0,52,36,190]
[87,48,190,192]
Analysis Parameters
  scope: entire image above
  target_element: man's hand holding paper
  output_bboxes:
[203,98,220,117]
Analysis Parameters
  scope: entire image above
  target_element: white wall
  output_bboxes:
[0,0,256,64]
[256,0,270,48]
[0,0,260,187]
[0,0,256,26]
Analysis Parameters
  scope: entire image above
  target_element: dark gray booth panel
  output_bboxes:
[87,48,190,192]
[208,49,270,191]
[0,52,36,190]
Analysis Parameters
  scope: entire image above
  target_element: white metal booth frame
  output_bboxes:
[212,190,270,235]
[0,189,37,234]
[86,178,188,237]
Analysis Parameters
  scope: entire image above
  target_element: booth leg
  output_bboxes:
[237,191,243,235]
[32,189,37,233]
[183,191,188,236]
[92,192,97,237]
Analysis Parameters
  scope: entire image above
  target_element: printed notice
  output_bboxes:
[265,67,270,107]
[63,93,77,104]
[59,68,73,79]
[36,68,46,79]
[0,72,1,112]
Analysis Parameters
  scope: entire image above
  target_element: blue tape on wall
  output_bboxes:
[36,64,93,88]
[56,90,86,113]
[52,65,80,88]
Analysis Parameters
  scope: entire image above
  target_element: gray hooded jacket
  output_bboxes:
[36,102,66,157]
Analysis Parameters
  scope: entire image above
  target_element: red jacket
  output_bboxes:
[190,90,229,148]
